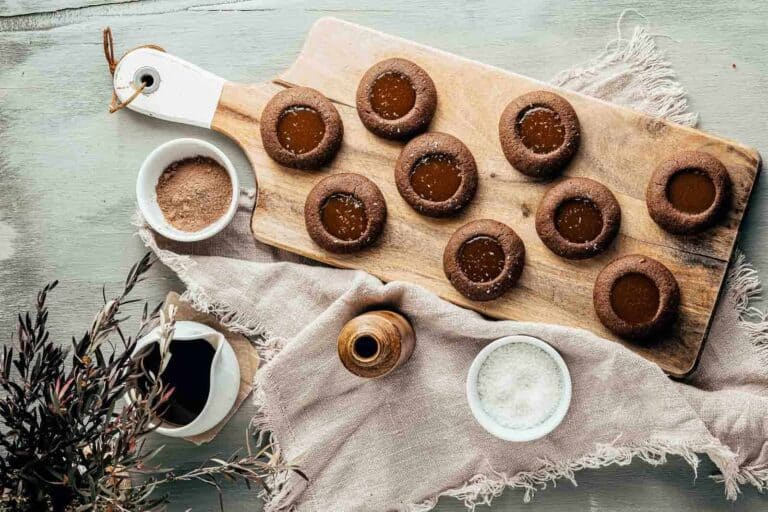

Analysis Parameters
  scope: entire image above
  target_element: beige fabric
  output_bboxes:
[138,23,768,511]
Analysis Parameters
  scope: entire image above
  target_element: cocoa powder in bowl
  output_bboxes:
[156,156,233,232]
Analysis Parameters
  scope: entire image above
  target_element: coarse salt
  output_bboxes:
[476,342,564,430]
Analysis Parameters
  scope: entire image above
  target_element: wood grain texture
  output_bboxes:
[211,18,760,376]
[3,1,768,510]
[336,309,416,378]
[0,0,132,17]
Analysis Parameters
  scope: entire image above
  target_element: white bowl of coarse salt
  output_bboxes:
[466,335,571,442]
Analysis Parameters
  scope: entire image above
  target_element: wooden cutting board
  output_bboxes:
[114,17,761,377]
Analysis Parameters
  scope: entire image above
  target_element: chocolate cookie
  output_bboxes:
[356,58,437,140]
[535,177,621,259]
[593,255,680,341]
[498,90,581,180]
[646,151,731,235]
[443,219,525,301]
[304,173,386,253]
[394,132,478,217]
[260,87,343,169]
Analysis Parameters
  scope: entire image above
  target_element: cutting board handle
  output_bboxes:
[112,48,224,129]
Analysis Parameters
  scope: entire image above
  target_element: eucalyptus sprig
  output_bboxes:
[0,254,302,511]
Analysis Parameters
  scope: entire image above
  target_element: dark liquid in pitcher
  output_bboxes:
[137,339,215,426]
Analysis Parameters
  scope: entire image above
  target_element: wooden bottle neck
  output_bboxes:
[350,334,382,365]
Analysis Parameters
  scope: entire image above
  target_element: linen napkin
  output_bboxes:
[137,20,767,511]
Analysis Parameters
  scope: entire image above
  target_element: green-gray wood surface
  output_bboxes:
[1,1,765,510]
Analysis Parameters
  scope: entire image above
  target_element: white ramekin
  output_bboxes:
[136,138,239,242]
[466,335,572,442]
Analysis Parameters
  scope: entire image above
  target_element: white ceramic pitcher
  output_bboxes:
[127,320,240,438]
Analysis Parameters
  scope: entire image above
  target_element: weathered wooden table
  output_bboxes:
[1,1,766,510]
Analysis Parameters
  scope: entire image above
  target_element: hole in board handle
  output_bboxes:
[133,66,160,95]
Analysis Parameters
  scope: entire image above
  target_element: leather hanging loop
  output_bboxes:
[102,27,166,113]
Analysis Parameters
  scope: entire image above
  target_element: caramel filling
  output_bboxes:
[410,154,462,202]
[516,106,565,154]
[610,273,660,325]
[320,194,368,241]
[666,169,716,214]
[370,72,416,120]
[458,236,506,283]
[555,198,603,243]
[277,106,325,154]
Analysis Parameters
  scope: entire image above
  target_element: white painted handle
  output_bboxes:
[113,48,224,129]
